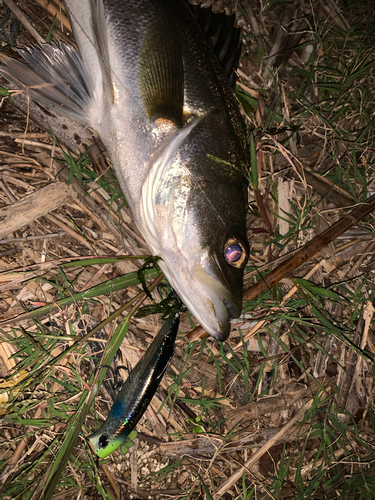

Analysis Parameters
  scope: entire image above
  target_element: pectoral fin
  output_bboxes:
[139,23,184,125]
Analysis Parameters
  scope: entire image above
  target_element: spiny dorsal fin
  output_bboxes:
[138,22,184,125]
[189,4,242,89]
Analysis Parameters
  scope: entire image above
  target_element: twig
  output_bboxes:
[187,259,321,343]
[0,132,49,138]
[0,182,76,239]
[233,260,322,350]
[301,448,346,476]
[45,213,93,251]
[130,438,138,493]
[115,478,181,498]
[82,248,127,290]
[225,382,317,428]
[156,423,315,459]
[0,231,64,244]
[289,167,355,209]
[215,398,313,497]
[262,10,292,82]
[0,404,44,481]
[243,193,375,301]
[240,3,260,36]
[187,173,375,345]
[50,487,87,500]
[14,138,55,150]
[34,0,71,31]
[0,180,17,203]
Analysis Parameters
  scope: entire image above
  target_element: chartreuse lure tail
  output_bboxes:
[88,313,179,458]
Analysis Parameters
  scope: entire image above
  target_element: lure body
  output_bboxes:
[87,314,179,458]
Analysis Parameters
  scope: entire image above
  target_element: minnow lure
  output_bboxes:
[88,313,179,458]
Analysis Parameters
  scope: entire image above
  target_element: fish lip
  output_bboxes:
[208,295,241,341]
[155,247,243,342]
[222,297,240,320]
[190,263,242,342]
[158,259,238,341]
[211,317,231,342]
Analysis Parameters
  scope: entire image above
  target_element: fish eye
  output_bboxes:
[224,239,247,268]
[98,434,109,448]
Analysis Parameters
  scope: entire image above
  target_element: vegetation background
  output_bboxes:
[0,0,374,498]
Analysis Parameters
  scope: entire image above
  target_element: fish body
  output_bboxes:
[0,0,249,340]
[88,313,179,458]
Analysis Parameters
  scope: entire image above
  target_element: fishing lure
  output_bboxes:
[88,313,179,458]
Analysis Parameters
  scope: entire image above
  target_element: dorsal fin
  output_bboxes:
[189,4,242,89]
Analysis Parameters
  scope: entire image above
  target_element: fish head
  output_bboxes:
[165,179,249,341]
[141,112,249,341]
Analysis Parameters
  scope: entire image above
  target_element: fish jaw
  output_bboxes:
[159,248,242,341]
[140,216,242,341]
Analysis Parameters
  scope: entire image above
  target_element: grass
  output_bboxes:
[0,0,375,499]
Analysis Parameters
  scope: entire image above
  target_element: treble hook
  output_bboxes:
[94,358,131,390]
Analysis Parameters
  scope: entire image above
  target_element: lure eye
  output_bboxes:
[98,434,109,449]
[224,239,247,268]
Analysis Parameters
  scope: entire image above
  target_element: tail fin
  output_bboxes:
[0,42,93,126]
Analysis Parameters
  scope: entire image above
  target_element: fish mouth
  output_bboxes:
[192,292,241,342]
[159,254,242,342]
[195,255,242,341]
[201,290,241,341]
[223,297,240,320]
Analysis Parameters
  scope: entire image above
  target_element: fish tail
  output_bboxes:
[0,42,93,126]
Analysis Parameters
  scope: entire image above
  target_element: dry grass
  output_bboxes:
[0,0,375,499]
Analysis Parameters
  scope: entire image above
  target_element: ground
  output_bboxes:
[0,0,375,499]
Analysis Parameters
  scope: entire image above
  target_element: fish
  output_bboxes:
[0,0,249,341]
[88,313,179,458]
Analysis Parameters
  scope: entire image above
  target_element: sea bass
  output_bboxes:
[0,0,249,340]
